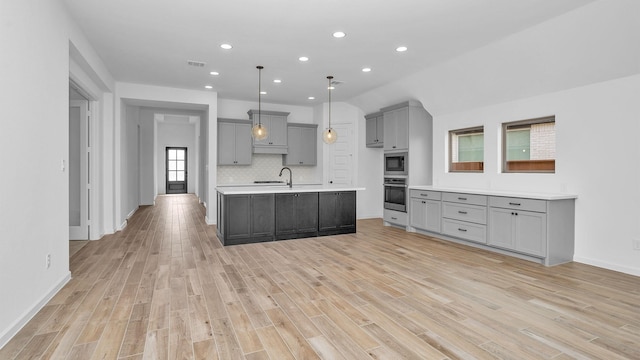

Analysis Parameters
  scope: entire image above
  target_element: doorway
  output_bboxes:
[69,90,90,240]
[327,123,354,186]
[166,147,187,194]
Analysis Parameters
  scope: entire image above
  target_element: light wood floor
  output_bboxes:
[2,194,639,359]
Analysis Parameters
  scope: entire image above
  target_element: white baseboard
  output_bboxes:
[205,216,215,225]
[0,271,71,349]
[573,256,640,277]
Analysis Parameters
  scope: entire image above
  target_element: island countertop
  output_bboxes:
[216,184,365,195]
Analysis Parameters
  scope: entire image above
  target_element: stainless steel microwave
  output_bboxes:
[384,152,408,176]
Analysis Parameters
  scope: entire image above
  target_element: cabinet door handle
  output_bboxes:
[458,228,468,232]
[421,201,426,204]
[458,197,467,201]
[509,202,521,206]
[392,146,396,148]
[458,210,467,214]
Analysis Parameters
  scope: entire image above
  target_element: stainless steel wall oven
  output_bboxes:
[383,177,407,212]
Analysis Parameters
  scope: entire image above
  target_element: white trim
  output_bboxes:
[573,256,640,277]
[205,216,214,225]
[0,272,71,349]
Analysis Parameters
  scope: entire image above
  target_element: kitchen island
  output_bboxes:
[216,185,365,245]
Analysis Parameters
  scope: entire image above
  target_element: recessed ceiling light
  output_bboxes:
[205,85,213,89]
[209,71,219,76]
[328,86,335,90]
[260,91,267,95]
[308,96,315,100]
[333,31,346,38]
[396,46,408,52]
[273,79,282,83]
[298,56,309,62]
[220,43,232,50]
[362,67,372,72]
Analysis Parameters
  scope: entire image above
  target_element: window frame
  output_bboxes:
[448,126,484,173]
[501,116,555,173]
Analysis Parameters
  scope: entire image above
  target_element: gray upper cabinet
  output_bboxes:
[217,118,252,165]
[247,109,289,154]
[382,105,409,151]
[283,123,317,166]
[365,112,384,148]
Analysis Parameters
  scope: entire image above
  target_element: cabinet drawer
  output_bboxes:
[442,192,487,206]
[410,189,441,201]
[442,202,487,224]
[384,209,407,226]
[442,218,487,244]
[489,196,547,213]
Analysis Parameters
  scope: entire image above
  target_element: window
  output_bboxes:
[449,127,484,172]
[502,116,555,173]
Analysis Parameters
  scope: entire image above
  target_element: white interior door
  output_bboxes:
[69,99,89,240]
[327,123,354,186]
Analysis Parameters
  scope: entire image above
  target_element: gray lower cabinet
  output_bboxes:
[217,118,252,165]
[275,192,318,239]
[318,191,356,235]
[408,188,575,266]
[409,190,441,233]
[283,123,317,166]
[217,193,274,245]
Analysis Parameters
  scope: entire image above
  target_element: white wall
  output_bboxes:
[348,0,640,275]
[121,105,140,222]
[0,0,114,347]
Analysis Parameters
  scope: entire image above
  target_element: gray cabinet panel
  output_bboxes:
[217,193,274,245]
[319,191,356,235]
[248,110,289,154]
[276,192,318,239]
[226,195,251,240]
[365,112,384,148]
[383,106,409,151]
[283,124,317,166]
[217,119,252,165]
[410,197,441,233]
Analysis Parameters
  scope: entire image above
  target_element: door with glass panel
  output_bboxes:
[166,147,187,194]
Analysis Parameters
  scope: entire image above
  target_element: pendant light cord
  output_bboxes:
[327,75,333,131]
[257,65,263,126]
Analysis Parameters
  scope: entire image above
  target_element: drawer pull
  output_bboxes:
[458,197,467,201]
[391,217,398,220]
[458,210,468,214]
[420,193,429,197]
[509,202,521,206]
[458,228,468,232]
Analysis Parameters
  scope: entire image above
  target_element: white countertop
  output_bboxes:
[216,184,365,195]
[409,185,577,200]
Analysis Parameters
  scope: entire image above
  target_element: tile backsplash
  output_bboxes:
[217,154,318,185]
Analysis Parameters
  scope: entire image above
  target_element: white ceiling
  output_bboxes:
[62,0,595,106]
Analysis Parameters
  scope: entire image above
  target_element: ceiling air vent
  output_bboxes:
[187,60,206,67]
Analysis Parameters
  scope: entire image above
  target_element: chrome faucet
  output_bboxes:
[279,167,292,188]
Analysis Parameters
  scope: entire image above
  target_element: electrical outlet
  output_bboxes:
[633,240,640,251]
[46,254,51,269]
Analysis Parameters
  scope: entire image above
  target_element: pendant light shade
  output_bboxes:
[251,65,268,140]
[323,75,338,144]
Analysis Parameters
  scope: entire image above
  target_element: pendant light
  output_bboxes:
[251,65,268,140]
[323,75,338,144]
